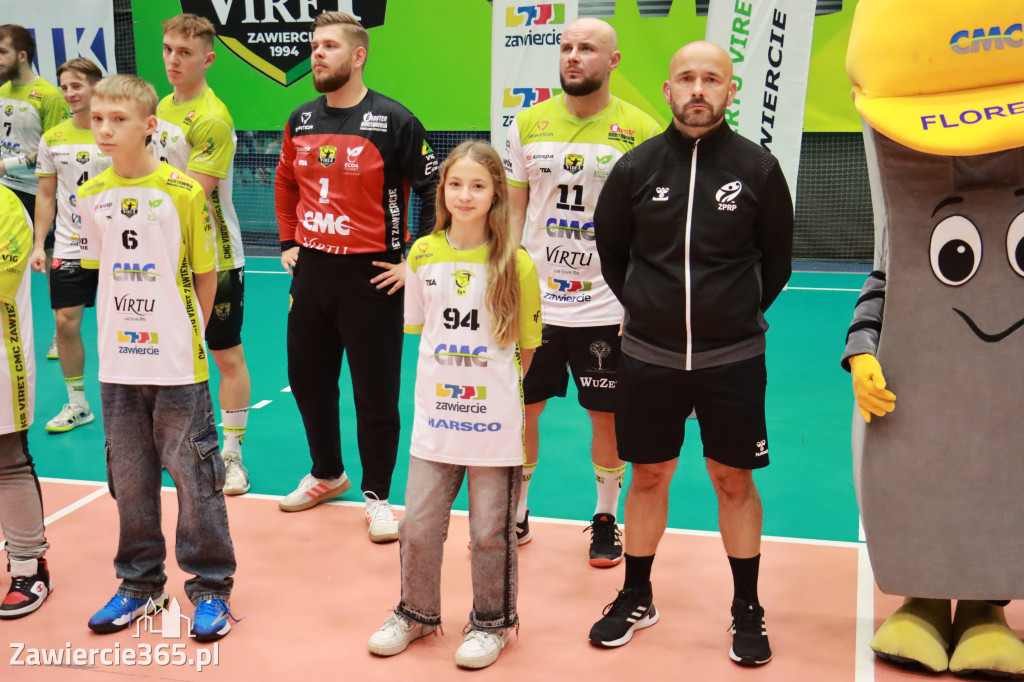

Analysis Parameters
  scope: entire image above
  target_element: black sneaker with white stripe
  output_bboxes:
[588,586,659,647]
[729,599,772,666]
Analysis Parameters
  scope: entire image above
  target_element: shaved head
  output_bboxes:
[559,18,621,100]
[563,18,618,53]
[663,40,736,136]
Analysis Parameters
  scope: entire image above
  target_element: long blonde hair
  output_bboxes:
[433,141,521,348]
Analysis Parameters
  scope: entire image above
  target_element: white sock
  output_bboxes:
[517,462,536,523]
[221,407,248,455]
[594,463,626,518]
[66,376,87,408]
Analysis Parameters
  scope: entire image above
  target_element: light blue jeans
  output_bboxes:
[396,456,521,630]
[101,382,235,604]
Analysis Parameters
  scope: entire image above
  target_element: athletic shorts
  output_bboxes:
[206,267,244,351]
[615,353,769,469]
[522,324,621,412]
[49,258,98,309]
[11,188,53,250]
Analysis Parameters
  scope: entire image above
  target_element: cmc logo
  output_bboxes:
[302,211,352,235]
[949,24,1023,54]
[503,87,562,109]
[548,277,592,292]
[436,384,487,399]
[433,344,491,367]
[112,263,157,282]
[506,4,566,26]
[544,218,596,241]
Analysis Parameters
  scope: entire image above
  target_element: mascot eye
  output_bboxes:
[930,215,981,286]
[1008,210,1024,278]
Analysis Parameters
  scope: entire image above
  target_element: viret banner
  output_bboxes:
[3,0,117,83]
[490,1,578,152]
[706,0,816,202]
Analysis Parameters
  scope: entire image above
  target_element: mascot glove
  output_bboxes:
[849,353,896,423]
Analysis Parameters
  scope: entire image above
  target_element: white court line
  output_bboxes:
[42,483,109,526]
[245,270,290,275]
[785,286,860,292]
[252,399,272,409]
[855,542,877,682]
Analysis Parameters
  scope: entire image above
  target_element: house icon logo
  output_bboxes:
[133,597,194,639]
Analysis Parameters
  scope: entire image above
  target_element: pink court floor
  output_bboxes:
[1,479,1020,680]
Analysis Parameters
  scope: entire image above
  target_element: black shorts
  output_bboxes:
[522,324,621,412]
[206,267,244,351]
[615,353,769,469]
[10,189,53,250]
[49,258,98,309]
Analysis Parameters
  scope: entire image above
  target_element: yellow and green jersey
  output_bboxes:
[0,186,35,434]
[0,77,69,195]
[405,231,542,466]
[36,119,112,259]
[504,95,660,327]
[153,87,244,271]
[78,163,215,386]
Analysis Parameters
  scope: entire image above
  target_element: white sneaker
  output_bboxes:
[222,452,249,495]
[364,491,399,543]
[45,403,94,433]
[278,472,350,512]
[368,611,436,656]
[46,335,58,360]
[455,627,510,669]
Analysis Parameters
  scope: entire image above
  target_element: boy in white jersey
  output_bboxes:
[503,19,660,565]
[153,14,251,495]
[30,58,110,433]
[78,75,237,641]
[0,186,52,620]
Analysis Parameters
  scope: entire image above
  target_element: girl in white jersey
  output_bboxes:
[368,141,542,669]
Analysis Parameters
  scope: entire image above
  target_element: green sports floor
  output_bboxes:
[26,259,867,544]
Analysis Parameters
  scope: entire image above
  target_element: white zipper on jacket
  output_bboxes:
[683,138,699,370]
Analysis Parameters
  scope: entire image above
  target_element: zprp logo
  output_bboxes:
[503,87,562,109]
[506,4,566,26]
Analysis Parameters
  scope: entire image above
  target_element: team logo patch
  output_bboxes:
[318,146,337,167]
[120,198,139,218]
[178,0,388,86]
[716,180,742,211]
[76,151,90,165]
[563,153,584,174]
[453,269,475,296]
[214,302,231,321]
[3,105,12,117]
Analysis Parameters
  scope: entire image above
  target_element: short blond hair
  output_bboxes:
[92,75,159,116]
[162,13,216,51]
[311,12,368,52]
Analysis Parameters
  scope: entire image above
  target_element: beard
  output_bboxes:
[559,72,603,97]
[671,97,726,129]
[0,60,19,83]
[313,64,351,94]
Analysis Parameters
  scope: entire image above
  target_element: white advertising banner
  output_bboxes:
[3,0,118,84]
[491,1,578,152]
[706,0,815,202]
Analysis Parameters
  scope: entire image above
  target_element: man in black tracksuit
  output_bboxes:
[587,41,793,666]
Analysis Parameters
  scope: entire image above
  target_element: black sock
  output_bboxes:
[728,554,760,604]
[623,554,654,591]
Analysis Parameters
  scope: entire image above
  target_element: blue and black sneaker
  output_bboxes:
[191,599,238,642]
[88,591,169,633]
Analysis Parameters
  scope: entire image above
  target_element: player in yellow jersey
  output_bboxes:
[154,14,252,494]
[30,58,110,433]
[0,186,52,620]
[79,74,237,640]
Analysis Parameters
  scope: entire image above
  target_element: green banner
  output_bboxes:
[132,0,860,132]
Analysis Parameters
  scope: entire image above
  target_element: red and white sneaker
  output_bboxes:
[1,558,52,619]
[279,472,351,512]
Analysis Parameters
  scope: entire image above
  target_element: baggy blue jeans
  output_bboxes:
[101,382,235,604]
[395,455,520,630]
